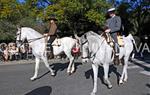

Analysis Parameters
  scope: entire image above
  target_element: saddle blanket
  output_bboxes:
[117,35,124,47]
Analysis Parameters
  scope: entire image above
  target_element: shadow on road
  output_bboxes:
[50,62,82,75]
[85,65,121,86]
[34,62,82,80]
[36,71,50,80]
[146,83,150,88]
[25,86,52,95]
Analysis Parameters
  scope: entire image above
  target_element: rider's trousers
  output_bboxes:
[111,32,119,54]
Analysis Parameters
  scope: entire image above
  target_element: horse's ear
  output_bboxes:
[17,25,21,31]
[74,34,80,40]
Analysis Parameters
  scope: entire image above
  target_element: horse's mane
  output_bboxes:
[21,27,43,37]
[86,31,103,40]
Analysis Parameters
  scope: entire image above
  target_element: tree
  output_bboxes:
[0,0,42,41]
[118,0,150,36]
[40,0,110,36]
[0,0,111,41]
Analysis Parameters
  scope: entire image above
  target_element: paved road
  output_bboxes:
[0,59,149,95]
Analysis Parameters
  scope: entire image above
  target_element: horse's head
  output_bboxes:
[16,27,27,47]
[79,34,89,63]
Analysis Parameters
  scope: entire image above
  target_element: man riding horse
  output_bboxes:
[104,8,122,64]
[45,15,58,58]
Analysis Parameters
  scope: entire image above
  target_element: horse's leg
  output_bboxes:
[119,55,129,84]
[103,63,112,89]
[70,62,75,73]
[91,63,98,95]
[65,51,75,74]
[68,56,75,74]
[41,56,55,76]
[30,57,40,81]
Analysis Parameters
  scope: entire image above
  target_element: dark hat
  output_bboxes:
[48,15,57,21]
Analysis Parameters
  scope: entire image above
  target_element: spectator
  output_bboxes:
[8,43,19,60]
[3,45,9,62]
[0,43,9,62]
[20,45,26,60]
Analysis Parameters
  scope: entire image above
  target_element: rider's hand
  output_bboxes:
[105,29,111,33]
[43,33,48,37]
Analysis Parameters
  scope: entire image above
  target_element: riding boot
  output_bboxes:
[49,44,54,59]
[47,41,54,59]
[114,43,120,65]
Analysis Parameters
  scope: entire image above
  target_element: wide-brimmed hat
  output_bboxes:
[107,8,116,13]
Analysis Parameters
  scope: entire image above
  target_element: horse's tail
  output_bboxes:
[128,34,136,46]
[128,34,136,59]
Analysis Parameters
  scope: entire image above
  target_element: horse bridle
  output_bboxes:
[80,39,90,59]
[80,34,106,60]
[16,28,46,47]
[16,28,25,47]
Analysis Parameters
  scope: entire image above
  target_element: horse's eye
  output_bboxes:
[16,33,20,35]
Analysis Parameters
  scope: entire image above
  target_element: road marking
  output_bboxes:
[128,59,150,76]
[128,59,150,69]
[128,64,150,69]
[140,71,150,76]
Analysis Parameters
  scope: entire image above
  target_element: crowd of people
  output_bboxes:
[0,42,33,63]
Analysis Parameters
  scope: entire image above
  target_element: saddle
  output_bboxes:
[117,35,124,47]
[52,38,61,46]
[101,32,114,47]
[101,32,124,47]
[44,36,61,59]
[101,32,124,65]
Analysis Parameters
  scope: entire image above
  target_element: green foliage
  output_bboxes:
[0,0,40,41]
[0,0,110,41]
[85,9,105,26]
[43,0,110,35]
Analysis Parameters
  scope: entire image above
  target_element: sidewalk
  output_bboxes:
[0,59,34,65]
[0,58,82,66]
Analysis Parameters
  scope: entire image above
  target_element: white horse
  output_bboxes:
[16,27,76,81]
[79,31,135,95]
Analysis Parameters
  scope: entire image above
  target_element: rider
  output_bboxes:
[104,8,122,64]
[46,15,58,58]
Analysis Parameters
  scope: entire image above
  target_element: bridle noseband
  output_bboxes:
[16,28,46,47]
[80,39,89,59]
[16,29,25,47]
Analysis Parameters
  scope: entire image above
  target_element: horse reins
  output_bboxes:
[81,35,106,60]
[16,28,47,46]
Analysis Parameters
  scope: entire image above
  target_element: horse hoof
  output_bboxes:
[30,77,36,81]
[51,73,55,76]
[71,70,75,74]
[108,85,113,89]
[68,72,72,75]
[123,79,128,82]
[90,92,96,95]
[119,81,124,85]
